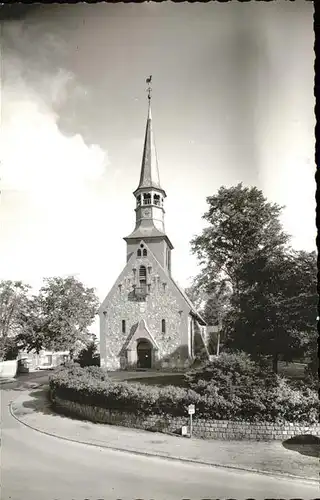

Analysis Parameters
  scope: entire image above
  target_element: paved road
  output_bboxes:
[1,378,319,500]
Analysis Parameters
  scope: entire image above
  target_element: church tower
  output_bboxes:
[124,80,173,274]
[99,77,208,371]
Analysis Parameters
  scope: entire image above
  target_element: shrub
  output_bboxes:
[262,376,319,424]
[55,360,80,372]
[184,352,319,423]
[51,363,107,383]
[50,366,200,417]
[84,365,108,380]
[49,363,319,424]
[75,341,100,367]
[185,351,276,396]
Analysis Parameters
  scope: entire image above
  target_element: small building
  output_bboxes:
[18,350,70,371]
[99,88,209,371]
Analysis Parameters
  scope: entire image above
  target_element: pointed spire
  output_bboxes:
[136,76,162,191]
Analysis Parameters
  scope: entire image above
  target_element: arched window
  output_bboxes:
[161,319,166,334]
[137,249,142,257]
[154,194,160,206]
[122,320,126,333]
[137,195,141,206]
[143,193,151,205]
[143,249,147,257]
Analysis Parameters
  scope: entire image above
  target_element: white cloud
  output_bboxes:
[0,23,109,289]
[0,29,107,196]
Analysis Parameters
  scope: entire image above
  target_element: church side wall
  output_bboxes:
[102,255,190,371]
[99,312,107,368]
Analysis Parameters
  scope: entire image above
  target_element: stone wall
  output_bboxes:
[52,394,320,441]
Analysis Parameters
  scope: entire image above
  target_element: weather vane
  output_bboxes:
[146,75,152,100]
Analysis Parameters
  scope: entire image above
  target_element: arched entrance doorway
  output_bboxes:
[137,339,152,369]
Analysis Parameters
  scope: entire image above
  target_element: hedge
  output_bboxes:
[49,363,319,423]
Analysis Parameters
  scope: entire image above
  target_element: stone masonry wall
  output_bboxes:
[52,395,320,441]
[102,249,190,371]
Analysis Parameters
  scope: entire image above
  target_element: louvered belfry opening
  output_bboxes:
[143,193,152,205]
[139,265,147,288]
[132,265,149,300]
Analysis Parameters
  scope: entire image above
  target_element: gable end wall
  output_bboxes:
[100,247,191,371]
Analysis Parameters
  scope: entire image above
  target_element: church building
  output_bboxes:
[99,83,209,371]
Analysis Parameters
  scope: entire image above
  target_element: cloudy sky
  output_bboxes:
[0,2,315,328]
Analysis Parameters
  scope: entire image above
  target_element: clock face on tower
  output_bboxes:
[142,208,151,217]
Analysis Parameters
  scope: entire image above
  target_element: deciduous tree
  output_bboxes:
[18,276,99,356]
[225,249,317,373]
[191,183,289,304]
[0,280,31,338]
[190,184,316,373]
[0,280,30,360]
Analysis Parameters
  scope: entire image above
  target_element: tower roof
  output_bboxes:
[124,217,174,249]
[134,91,164,195]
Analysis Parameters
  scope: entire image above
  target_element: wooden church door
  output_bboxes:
[137,339,152,369]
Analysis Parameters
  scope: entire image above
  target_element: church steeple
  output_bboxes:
[131,76,166,230]
[135,99,162,192]
[134,76,164,194]
[124,77,173,270]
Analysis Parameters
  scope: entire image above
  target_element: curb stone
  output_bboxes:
[9,397,319,485]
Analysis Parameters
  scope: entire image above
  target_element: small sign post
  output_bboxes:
[188,404,195,438]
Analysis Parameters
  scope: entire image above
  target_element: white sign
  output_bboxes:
[188,404,195,415]
[181,425,188,436]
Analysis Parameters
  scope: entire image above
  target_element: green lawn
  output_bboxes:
[106,361,308,389]
[108,371,187,387]
[278,361,307,379]
[127,374,187,387]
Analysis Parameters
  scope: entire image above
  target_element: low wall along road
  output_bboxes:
[52,394,320,441]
